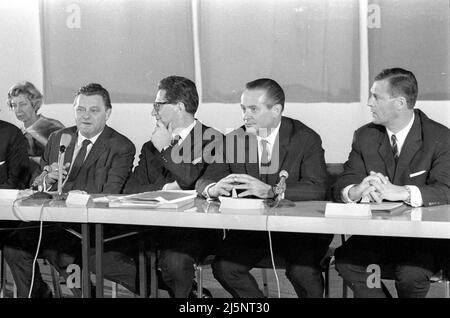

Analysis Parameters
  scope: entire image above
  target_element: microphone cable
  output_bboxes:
[27,202,46,298]
[265,195,283,298]
[10,192,52,298]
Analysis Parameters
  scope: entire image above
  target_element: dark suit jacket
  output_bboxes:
[42,125,135,194]
[333,109,450,206]
[196,116,328,201]
[0,120,30,189]
[124,121,223,194]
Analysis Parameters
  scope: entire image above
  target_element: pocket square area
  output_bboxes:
[409,170,426,178]
[0,161,5,166]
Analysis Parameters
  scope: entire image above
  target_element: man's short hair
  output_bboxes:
[158,76,199,115]
[245,78,285,111]
[75,83,112,109]
[374,68,418,109]
[7,81,43,111]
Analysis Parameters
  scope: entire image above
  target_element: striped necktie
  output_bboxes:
[391,134,399,164]
[67,139,91,182]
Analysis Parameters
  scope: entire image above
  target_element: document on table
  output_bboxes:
[369,202,405,211]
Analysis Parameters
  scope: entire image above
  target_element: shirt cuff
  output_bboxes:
[406,185,423,207]
[203,183,216,199]
[162,183,168,191]
[341,184,357,203]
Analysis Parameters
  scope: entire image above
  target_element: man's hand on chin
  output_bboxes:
[151,120,172,152]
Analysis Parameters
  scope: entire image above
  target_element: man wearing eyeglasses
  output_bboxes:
[99,76,223,298]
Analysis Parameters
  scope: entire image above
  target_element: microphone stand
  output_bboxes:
[54,144,67,200]
[267,183,294,208]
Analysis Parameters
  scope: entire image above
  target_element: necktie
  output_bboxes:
[260,139,270,165]
[259,139,270,182]
[67,139,91,182]
[171,135,181,147]
[391,134,399,163]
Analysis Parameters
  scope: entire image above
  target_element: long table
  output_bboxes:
[89,199,450,239]
[1,197,450,298]
[89,199,450,297]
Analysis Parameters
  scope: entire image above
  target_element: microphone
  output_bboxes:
[274,170,289,200]
[57,133,72,195]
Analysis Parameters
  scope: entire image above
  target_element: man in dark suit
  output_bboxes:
[0,120,30,248]
[196,78,332,298]
[99,76,222,297]
[333,68,450,297]
[0,120,30,189]
[3,83,135,297]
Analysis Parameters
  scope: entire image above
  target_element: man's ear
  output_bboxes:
[177,102,186,113]
[395,96,408,110]
[271,103,282,116]
[105,107,112,120]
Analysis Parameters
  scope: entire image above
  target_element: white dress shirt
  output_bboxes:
[256,121,281,170]
[342,113,423,207]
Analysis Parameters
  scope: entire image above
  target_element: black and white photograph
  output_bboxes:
[0,0,448,311]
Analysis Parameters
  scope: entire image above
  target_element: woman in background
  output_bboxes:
[7,81,64,181]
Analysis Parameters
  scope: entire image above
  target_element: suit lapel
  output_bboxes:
[377,131,396,181]
[82,126,110,170]
[182,121,203,161]
[394,115,422,183]
[63,128,78,166]
[264,120,289,185]
[275,117,290,174]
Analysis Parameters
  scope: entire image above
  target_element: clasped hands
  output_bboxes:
[208,174,274,199]
[348,171,409,203]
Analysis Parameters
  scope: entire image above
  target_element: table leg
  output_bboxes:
[149,240,158,298]
[95,223,104,298]
[138,238,147,298]
[81,223,91,298]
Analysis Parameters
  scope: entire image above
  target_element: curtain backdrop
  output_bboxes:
[41,0,195,104]
[41,0,449,104]
[368,0,449,100]
[199,0,360,103]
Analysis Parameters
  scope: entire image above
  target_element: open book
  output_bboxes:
[108,190,197,209]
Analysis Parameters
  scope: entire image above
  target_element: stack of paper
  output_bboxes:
[108,190,197,209]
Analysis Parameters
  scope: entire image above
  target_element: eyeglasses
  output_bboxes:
[152,101,172,113]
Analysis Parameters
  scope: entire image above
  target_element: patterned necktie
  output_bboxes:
[391,134,399,164]
[67,139,91,182]
[171,135,181,147]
